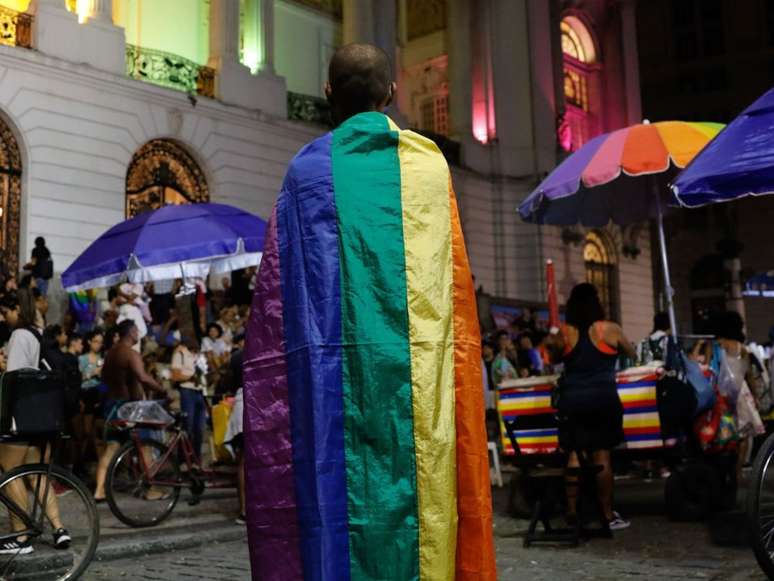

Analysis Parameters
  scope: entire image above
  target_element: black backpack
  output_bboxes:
[40,257,53,280]
[26,328,80,420]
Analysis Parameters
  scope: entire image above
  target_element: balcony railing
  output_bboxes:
[0,6,32,49]
[126,44,215,99]
[287,91,332,127]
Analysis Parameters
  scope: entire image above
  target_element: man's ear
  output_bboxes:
[324,82,333,103]
[385,82,397,107]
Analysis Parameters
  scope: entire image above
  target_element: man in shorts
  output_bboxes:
[93,320,169,502]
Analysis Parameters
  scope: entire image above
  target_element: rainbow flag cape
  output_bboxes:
[243,112,496,581]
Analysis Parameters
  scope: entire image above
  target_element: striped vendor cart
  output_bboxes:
[497,368,671,545]
[497,368,666,460]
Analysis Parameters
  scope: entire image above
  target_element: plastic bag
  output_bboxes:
[737,381,765,437]
[715,350,741,405]
[117,401,174,427]
[681,352,715,415]
[693,393,739,452]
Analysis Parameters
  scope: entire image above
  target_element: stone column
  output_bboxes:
[86,0,112,23]
[342,0,407,123]
[447,0,472,140]
[209,0,286,116]
[620,0,642,125]
[29,0,125,75]
[209,0,241,66]
[342,0,375,44]
[258,0,275,74]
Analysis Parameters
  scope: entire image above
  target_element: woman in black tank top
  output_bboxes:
[552,284,636,530]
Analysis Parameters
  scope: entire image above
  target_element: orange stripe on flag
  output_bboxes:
[450,182,497,580]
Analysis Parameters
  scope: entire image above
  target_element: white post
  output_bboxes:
[654,181,678,337]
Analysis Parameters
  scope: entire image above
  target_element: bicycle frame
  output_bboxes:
[129,426,236,489]
[130,428,190,488]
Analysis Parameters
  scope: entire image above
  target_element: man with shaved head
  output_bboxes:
[326,43,394,125]
[244,44,496,580]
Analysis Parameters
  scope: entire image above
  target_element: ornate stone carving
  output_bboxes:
[406,0,446,41]
[126,140,209,218]
[287,91,332,127]
[126,44,216,98]
[0,6,33,49]
[0,115,21,275]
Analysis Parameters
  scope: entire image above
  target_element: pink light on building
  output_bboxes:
[473,102,490,144]
[471,6,496,145]
[471,59,496,144]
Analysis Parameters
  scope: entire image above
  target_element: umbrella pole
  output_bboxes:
[654,182,678,337]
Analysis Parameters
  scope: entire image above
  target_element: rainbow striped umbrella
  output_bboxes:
[519,121,723,225]
[519,120,724,334]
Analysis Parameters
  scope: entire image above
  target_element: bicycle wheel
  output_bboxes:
[106,438,182,528]
[0,463,98,581]
[748,432,774,579]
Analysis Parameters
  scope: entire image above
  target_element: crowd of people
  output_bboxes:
[0,263,256,552]
[2,235,774,549]
[482,282,774,533]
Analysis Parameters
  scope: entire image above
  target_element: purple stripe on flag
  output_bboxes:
[243,208,303,581]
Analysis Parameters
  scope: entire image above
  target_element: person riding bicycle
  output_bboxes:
[93,320,170,502]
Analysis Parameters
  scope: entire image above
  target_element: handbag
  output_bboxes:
[663,337,714,415]
[0,368,65,435]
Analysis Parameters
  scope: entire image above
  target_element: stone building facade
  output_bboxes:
[0,0,655,338]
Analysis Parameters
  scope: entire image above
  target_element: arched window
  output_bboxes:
[125,139,209,218]
[561,15,599,151]
[0,115,21,275]
[584,231,617,320]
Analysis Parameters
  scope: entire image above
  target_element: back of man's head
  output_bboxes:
[327,43,393,124]
[117,319,136,340]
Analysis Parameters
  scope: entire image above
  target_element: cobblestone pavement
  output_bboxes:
[83,476,765,580]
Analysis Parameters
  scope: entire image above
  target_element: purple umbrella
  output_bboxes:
[672,87,774,207]
[62,203,266,291]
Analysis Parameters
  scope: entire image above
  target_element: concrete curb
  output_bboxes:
[94,520,248,563]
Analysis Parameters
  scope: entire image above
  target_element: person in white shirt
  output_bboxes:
[117,288,147,353]
[215,306,237,348]
[171,338,208,462]
[201,323,229,371]
[636,312,671,366]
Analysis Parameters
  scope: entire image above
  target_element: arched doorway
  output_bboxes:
[584,231,618,321]
[0,115,22,275]
[125,139,209,218]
